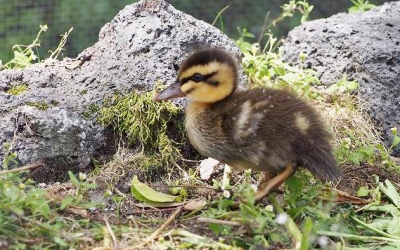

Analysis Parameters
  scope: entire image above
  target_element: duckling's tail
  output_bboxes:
[296,140,341,182]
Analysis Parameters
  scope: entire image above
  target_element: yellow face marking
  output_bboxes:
[178,61,236,103]
[181,81,196,94]
[179,61,221,79]
[294,112,310,132]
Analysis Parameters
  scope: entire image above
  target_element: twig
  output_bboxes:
[150,184,218,190]
[257,11,271,44]
[197,217,242,226]
[103,216,119,249]
[133,205,183,249]
[0,162,43,175]
[126,207,179,215]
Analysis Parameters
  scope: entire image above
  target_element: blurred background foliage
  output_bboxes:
[0,0,389,62]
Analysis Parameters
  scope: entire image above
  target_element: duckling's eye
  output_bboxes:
[191,73,204,83]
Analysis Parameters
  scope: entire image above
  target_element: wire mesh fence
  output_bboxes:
[0,0,390,63]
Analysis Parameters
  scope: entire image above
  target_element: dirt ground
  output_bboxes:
[45,155,400,225]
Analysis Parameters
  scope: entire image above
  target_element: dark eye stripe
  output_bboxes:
[206,80,219,86]
[180,71,217,85]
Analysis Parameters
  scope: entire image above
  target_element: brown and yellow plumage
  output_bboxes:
[154,48,341,201]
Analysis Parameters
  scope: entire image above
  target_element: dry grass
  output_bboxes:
[317,95,381,149]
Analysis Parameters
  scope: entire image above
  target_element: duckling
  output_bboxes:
[154,48,341,202]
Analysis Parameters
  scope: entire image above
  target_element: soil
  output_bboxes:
[36,150,400,249]
[338,161,400,195]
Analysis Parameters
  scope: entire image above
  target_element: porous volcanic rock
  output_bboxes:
[0,0,242,181]
[282,2,400,156]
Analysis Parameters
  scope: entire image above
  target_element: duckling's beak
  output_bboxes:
[153,81,185,101]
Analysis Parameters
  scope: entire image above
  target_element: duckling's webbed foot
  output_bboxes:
[254,165,296,202]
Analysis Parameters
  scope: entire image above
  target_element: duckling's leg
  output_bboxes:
[254,165,296,202]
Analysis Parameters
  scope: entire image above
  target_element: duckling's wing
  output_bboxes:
[218,90,268,145]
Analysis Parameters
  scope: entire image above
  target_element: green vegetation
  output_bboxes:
[1,24,72,70]
[82,103,100,119]
[1,25,47,69]
[1,0,399,249]
[0,143,104,248]
[1,0,387,63]
[26,101,50,110]
[0,1,134,63]
[7,84,28,95]
[98,91,184,171]
[348,0,377,12]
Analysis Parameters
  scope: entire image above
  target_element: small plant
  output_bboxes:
[1,25,73,70]
[48,27,73,61]
[277,0,314,25]
[211,5,229,33]
[2,143,17,170]
[235,1,325,102]
[68,171,97,197]
[1,25,47,69]
[389,127,400,151]
[237,31,323,101]
[325,74,358,95]
[348,0,376,13]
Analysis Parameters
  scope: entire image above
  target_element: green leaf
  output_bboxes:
[279,72,299,84]
[347,81,358,90]
[379,180,400,207]
[349,152,363,164]
[392,135,400,148]
[387,217,400,235]
[8,205,24,216]
[60,195,75,210]
[285,174,305,203]
[274,66,286,76]
[3,183,20,202]
[300,217,313,250]
[81,182,98,189]
[53,236,69,247]
[209,223,232,236]
[325,84,338,93]
[68,171,80,186]
[28,198,50,218]
[130,175,176,203]
[357,186,370,197]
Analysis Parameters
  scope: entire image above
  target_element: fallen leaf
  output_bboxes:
[322,188,370,205]
[135,198,207,211]
[65,206,88,218]
[183,198,207,211]
[199,158,220,180]
[131,175,177,203]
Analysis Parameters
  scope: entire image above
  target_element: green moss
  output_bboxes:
[7,84,28,95]
[82,104,100,119]
[98,91,184,170]
[27,101,50,110]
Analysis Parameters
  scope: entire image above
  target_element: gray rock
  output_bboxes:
[0,0,242,181]
[282,2,400,156]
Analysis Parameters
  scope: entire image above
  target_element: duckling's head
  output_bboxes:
[154,48,238,103]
